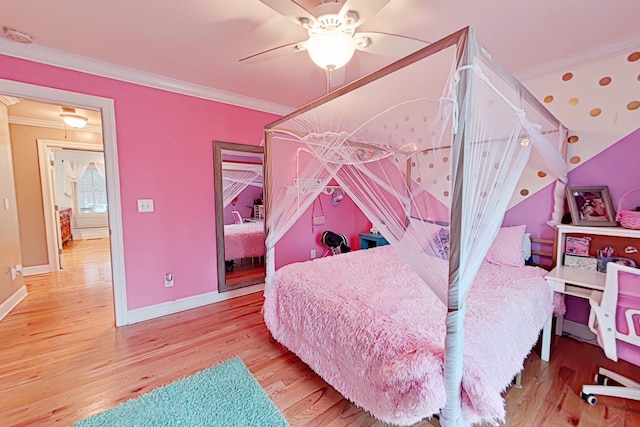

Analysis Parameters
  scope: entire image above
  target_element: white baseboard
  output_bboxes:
[561,319,598,346]
[125,283,264,325]
[73,227,110,240]
[0,285,28,321]
[23,265,52,276]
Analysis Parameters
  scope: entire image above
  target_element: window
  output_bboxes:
[75,165,108,214]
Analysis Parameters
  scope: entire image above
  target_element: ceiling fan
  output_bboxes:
[240,0,427,78]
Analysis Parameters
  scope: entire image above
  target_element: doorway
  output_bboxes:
[0,78,127,326]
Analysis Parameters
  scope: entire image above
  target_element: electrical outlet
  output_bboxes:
[311,249,316,259]
[137,199,154,213]
[164,273,174,287]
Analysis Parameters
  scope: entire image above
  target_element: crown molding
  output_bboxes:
[0,38,293,116]
[517,33,640,82]
[0,95,20,106]
[8,115,103,133]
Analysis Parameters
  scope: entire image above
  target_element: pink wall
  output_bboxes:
[275,192,369,268]
[0,54,278,310]
[505,128,640,324]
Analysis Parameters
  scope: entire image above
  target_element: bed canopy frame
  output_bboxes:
[264,27,568,426]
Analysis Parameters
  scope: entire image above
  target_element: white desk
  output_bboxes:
[541,225,640,362]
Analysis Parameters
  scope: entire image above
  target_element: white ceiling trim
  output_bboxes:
[517,33,640,82]
[0,38,293,116]
[0,95,20,106]
[9,115,103,134]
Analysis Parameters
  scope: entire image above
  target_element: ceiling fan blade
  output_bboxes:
[239,41,306,64]
[354,31,428,57]
[258,0,318,27]
[339,0,391,28]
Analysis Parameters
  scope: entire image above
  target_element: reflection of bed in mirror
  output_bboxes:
[223,221,265,261]
[213,141,265,292]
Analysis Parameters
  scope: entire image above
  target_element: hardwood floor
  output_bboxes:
[1,238,639,426]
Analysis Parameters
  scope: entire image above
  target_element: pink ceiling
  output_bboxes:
[1,0,639,109]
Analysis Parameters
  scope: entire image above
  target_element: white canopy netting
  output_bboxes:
[221,161,263,209]
[264,28,567,426]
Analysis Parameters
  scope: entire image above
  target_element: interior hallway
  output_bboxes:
[0,238,638,426]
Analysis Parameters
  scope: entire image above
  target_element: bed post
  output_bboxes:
[441,27,473,427]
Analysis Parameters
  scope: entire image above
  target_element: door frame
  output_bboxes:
[37,139,106,273]
[1,78,128,326]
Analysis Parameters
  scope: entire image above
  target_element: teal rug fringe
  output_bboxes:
[74,357,289,427]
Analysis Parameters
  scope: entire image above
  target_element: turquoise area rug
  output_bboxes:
[74,357,289,427]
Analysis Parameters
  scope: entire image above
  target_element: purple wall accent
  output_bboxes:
[563,128,640,323]
[505,128,640,324]
[223,185,262,225]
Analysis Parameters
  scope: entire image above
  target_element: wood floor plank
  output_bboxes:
[1,237,640,426]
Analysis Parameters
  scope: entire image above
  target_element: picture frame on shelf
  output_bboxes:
[566,186,617,227]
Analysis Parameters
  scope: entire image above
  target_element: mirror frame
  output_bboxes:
[213,140,265,292]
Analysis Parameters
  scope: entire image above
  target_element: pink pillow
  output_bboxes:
[485,225,526,267]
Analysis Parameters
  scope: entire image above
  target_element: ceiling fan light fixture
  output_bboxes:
[306,31,356,71]
[60,107,88,129]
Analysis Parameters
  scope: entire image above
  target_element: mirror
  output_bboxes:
[213,141,265,292]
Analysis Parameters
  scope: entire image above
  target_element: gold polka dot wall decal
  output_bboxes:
[562,72,573,81]
[482,151,488,158]
[628,101,640,110]
[395,124,400,129]
[444,191,449,197]
[416,177,422,183]
[568,135,579,143]
[569,98,579,106]
[383,124,387,128]
[520,189,529,196]
[494,163,500,169]
[481,191,488,198]
[429,163,434,168]
[544,95,554,103]
[410,127,415,133]
[589,108,602,117]
[599,77,612,86]
[446,175,451,181]
[628,52,640,62]
[570,156,581,164]
[405,116,410,121]
[538,171,547,178]
[411,161,416,167]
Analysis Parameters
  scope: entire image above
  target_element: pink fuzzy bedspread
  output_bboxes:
[263,245,556,426]
[223,222,264,260]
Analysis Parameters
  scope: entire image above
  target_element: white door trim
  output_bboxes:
[1,78,128,326]
[37,139,105,274]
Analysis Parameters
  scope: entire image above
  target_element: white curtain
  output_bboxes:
[63,161,90,196]
[265,28,567,427]
[93,161,105,177]
[222,162,263,208]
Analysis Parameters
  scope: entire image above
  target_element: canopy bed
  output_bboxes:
[263,27,568,426]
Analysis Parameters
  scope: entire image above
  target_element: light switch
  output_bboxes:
[3,198,9,210]
[137,199,154,213]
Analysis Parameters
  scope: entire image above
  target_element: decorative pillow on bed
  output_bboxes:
[400,219,444,251]
[485,225,527,267]
[427,227,450,260]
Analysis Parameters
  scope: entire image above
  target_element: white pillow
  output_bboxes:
[399,219,444,252]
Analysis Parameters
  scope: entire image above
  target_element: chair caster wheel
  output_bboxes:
[581,392,597,406]
[595,374,608,385]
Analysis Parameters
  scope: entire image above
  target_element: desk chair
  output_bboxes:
[581,263,640,405]
[231,210,243,224]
